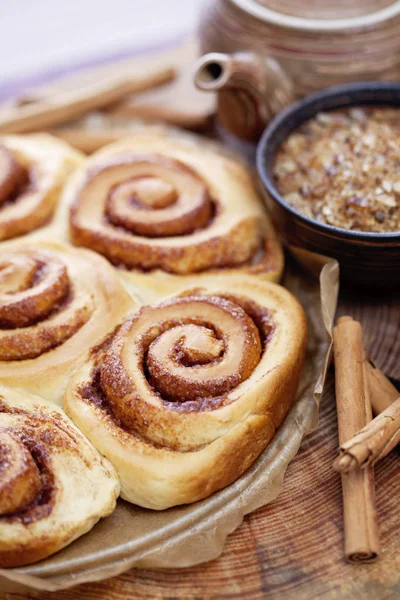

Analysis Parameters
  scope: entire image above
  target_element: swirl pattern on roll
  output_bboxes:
[0,247,92,361]
[0,386,119,568]
[65,275,307,510]
[67,134,283,278]
[0,242,134,404]
[0,135,82,242]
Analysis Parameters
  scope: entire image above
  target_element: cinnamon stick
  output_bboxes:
[365,360,399,415]
[333,396,400,473]
[0,66,174,134]
[333,316,380,563]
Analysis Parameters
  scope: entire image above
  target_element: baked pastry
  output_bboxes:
[62,133,283,300]
[0,241,135,404]
[0,385,120,568]
[64,275,307,510]
[0,134,83,243]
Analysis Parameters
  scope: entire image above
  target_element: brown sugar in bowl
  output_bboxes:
[256,82,400,289]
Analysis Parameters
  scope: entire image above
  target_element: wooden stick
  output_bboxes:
[365,360,399,415]
[333,396,400,473]
[333,316,380,563]
[0,67,174,134]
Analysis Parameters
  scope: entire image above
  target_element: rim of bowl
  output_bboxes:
[256,81,400,243]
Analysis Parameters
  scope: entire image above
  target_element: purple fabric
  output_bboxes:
[0,35,185,102]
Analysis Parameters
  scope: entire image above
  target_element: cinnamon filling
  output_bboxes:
[0,146,29,208]
[0,433,41,515]
[105,169,213,238]
[0,432,55,524]
[70,153,264,273]
[0,249,93,360]
[78,294,274,430]
[0,257,69,329]
[75,154,215,238]
[0,145,60,242]
[0,399,97,524]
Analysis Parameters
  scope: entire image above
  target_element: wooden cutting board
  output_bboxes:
[2,296,398,600]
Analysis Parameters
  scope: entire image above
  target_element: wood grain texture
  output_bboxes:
[2,374,399,600]
[338,289,400,381]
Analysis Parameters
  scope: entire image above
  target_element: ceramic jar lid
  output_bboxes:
[230,0,400,31]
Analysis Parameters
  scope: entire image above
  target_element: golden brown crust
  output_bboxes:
[0,241,136,404]
[60,133,283,292]
[0,134,83,243]
[0,386,120,568]
[120,216,284,303]
[64,274,307,510]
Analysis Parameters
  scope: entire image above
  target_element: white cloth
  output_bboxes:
[1,0,204,80]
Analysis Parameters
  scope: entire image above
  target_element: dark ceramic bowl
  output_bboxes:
[256,82,400,288]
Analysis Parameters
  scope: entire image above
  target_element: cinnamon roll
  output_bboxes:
[0,134,83,243]
[0,241,135,404]
[64,275,307,510]
[63,134,283,299]
[0,385,119,568]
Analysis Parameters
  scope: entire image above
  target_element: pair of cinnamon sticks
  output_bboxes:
[332,316,400,564]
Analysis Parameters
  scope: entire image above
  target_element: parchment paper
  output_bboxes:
[0,257,339,593]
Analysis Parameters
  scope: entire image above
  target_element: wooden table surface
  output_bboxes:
[3,374,399,600]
